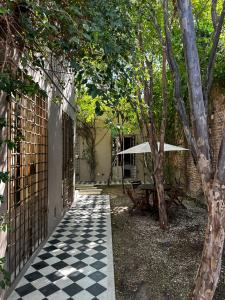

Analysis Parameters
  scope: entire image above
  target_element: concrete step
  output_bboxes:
[78,189,102,195]
[76,186,99,190]
[76,184,96,188]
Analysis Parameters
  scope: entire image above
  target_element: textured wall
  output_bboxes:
[170,85,225,198]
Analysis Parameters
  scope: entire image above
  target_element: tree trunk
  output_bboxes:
[154,159,168,229]
[189,181,225,299]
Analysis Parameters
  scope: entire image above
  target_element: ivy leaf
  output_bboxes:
[0,172,9,183]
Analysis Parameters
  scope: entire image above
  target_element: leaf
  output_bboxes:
[0,7,8,14]
[0,195,4,203]
[0,118,6,129]
[0,172,9,183]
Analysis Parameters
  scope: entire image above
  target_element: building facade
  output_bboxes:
[75,117,150,184]
[0,57,75,298]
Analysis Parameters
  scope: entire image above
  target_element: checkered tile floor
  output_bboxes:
[9,195,115,300]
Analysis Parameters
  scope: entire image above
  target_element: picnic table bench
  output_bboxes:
[126,182,186,213]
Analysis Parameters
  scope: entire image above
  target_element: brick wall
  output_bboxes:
[169,85,225,198]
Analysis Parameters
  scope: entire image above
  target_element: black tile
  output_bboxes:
[43,245,57,252]
[32,261,48,270]
[79,239,91,245]
[52,261,68,270]
[83,224,93,229]
[48,239,60,245]
[86,283,106,296]
[93,245,106,252]
[68,270,85,282]
[92,253,106,260]
[66,234,77,239]
[74,252,89,260]
[90,261,106,270]
[15,283,36,297]
[64,239,76,245]
[62,220,70,224]
[56,229,66,233]
[95,234,106,239]
[96,224,105,228]
[88,270,107,282]
[38,252,53,260]
[77,245,89,252]
[80,233,92,239]
[46,271,64,282]
[97,220,106,224]
[71,261,87,270]
[57,252,71,260]
[95,229,106,233]
[39,283,60,296]
[83,229,93,234]
[24,271,42,282]
[52,233,63,238]
[60,245,73,252]
[63,283,83,296]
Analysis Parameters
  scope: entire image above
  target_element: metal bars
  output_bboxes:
[7,92,48,283]
[62,111,74,208]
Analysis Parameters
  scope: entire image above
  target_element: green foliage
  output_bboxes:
[0,258,10,289]
[0,118,6,129]
[0,172,9,184]
[0,71,47,97]
[0,215,8,232]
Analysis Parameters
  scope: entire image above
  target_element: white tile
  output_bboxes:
[39,266,57,276]
[54,276,74,289]
[8,291,20,300]
[47,289,69,300]
[76,276,95,289]
[58,266,77,276]
[45,256,61,265]
[14,277,29,288]
[22,290,45,300]
[82,256,97,266]
[72,289,94,300]
[24,266,36,275]
[32,276,51,289]
[63,256,79,265]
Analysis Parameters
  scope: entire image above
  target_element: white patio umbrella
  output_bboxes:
[117,142,188,155]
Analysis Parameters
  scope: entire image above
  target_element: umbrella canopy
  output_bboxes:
[117,142,188,155]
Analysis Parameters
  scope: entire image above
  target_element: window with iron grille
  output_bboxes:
[62,111,74,208]
[7,92,48,283]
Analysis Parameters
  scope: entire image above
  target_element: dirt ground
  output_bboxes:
[103,186,225,300]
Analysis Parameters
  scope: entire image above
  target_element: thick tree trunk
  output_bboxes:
[189,182,225,299]
[154,166,168,229]
[154,153,168,229]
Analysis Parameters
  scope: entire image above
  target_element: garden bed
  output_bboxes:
[103,186,225,300]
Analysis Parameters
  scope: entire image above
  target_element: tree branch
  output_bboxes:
[211,0,218,30]
[163,0,198,163]
[204,0,225,111]
[159,46,167,154]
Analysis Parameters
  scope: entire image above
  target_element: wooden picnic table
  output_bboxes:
[138,183,185,209]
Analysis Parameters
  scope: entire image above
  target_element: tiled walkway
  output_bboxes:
[9,195,115,300]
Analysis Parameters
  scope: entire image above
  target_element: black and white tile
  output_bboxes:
[9,195,115,300]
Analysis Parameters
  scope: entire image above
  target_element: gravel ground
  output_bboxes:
[103,186,225,300]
